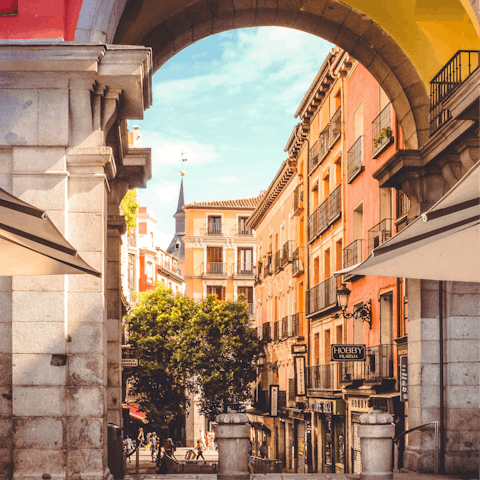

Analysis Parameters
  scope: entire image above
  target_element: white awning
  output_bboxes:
[335,161,480,283]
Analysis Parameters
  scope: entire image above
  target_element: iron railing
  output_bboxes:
[281,316,289,339]
[281,240,294,267]
[204,262,226,275]
[292,247,304,277]
[372,103,393,157]
[274,250,282,274]
[273,321,279,342]
[207,223,223,235]
[308,185,341,242]
[347,136,363,183]
[328,184,341,223]
[308,364,335,391]
[237,225,253,236]
[236,262,254,275]
[343,239,364,268]
[307,276,337,315]
[318,124,331,163]
[308,139,320,173]
[293,184,303,215]
[290,312,300,337]
[330,106,341,145]
[338,344,396,383]
[368,218,393,255]
[430,50,479,134]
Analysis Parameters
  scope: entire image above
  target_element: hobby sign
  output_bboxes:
[331,344,366,361]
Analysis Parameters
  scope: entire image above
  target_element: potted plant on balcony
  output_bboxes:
[373,127,393,148]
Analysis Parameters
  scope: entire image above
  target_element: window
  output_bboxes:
[237,248,253,273]
[353,301,364,344]
[324,329,331,364]
[238,216,251,236]
[335,240,343,272]
[322,173,330,201]
[334,158,342,187]
[380,292,393,345]
[312,182,319,210]
[207,285,225,300]
[353,102,363,141]
[314,333,320,366]
[353,203,364,241]
[314,256,320,285]
[336,325,343,344]
[208,215,222,235]
[324,248,330,279]
[146,262,154,284]
[207,246,223,273]
[138,222,147,235]
[238,286,253,304]
[379,188,392,222]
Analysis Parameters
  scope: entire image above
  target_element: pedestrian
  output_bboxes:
[259,441,267,459]
[163,437,176,459]
[137,427,145,447]
[149,433,156,462]
[196,438,205,460]
[247,441,254,474]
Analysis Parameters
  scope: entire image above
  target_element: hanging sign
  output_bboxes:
[270,385,279,417]
[122,359,138,367]
[331,344,366,361]
[400,356,408,402]
[294,356,306,396]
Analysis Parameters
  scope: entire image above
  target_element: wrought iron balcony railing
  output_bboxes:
[307,276,337,316]
[290,312,300,337]
[368,218,393,255]
[308,185,342,242]
[338,344,396,383]
[308,364,335,391]
[328,184,341,223]
[293,184,304,215]
[430,50,479,134]
[343,239,364,269]
[308,139,320,174]
[330,106,341,146]
[204,262,227,275]
[292,247,304,277]
[281,240,294,267]
[372,103,393,157]
[274,250,282,274]
[236,262,254,275]
[281,316,289,340]
[347,136,363,183]
[207,223,223,235]
[237,225,253,236]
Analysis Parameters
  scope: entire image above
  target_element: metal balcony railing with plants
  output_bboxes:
[308,139,320,173]
[237,225,253,236]
[368,218,393,255]
[329,106,341,146]
[293,184,303,215]
[281,240,294,268]
[347,136,364,183]
[307,276,337,316]
[274,250,282,274]
[204,262,227,275]
[372,103,393,157]
[343,239,364,269]
[236,262,254,276]
[292,247,304,277]
[338,344,396,383]
[262,322,271,342]
[309,186,341,242]
[308,364,335,391]
[290,313,300,337]
[430,50,479,134]
[273,321,279,342]
[318,124,331,163]
[207,223,223,235]
[281,316,289,340]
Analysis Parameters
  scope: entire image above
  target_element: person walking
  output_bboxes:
[196,438,205,460]
[259,441,267,459]
[137,428,145,448]
[149,433,157,462]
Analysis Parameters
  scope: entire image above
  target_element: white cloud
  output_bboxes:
[209,175,241,184]
[155,230,174,251]
[155,182,178,204]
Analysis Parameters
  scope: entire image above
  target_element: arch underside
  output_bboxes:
[76,0,477,150]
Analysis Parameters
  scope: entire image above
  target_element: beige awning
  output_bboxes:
[335,161,479,283]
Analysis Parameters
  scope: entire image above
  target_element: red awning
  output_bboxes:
[123,404,148,423]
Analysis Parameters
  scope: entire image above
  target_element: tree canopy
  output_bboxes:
[126,285,261,430]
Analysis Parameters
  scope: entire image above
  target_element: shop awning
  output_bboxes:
[123,404,148,423]
[335,161,480,283]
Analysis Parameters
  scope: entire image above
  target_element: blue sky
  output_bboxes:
[134,27,332,249]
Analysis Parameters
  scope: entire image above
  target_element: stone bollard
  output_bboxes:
[214,410,250,480]
[358,410,395,480]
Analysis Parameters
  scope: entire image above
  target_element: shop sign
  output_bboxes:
[349,397,370,412]
[331,344,366,361]
[270,385,279,417]
[313,400,333,414]
[400,356,408,402]
[292,344,307,354]
[122,359,138,367]
[294,356,306,396]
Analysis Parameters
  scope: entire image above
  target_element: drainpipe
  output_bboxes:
[306,134,311,370]
[439,281,445,474]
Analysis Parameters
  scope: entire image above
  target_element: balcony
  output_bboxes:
[308,364,335,391]
[368,218,393,255]
[262,322,271,342]
[236,262,254,276]
[274,250,282,274]
[273,321,279,342]
[430,50,479,134]
[307,276,337,316]
[280,316,289,340]
[292,247,304,277]
[347,136,364,183]
[237,225,253,236]
[338,344,396,383]
[263,255,273,278]
[203,262,227,276]
[205,223,223,235]
[281,240,294,268]
[308,139,320,174]
[293,184,304,215]
[308,185,342,242]
[330,106,341,146]
[290,312,300,337]
[372,103,393,158]
[343,239,364,268]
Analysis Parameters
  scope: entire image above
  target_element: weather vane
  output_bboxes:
[179,148,187,176]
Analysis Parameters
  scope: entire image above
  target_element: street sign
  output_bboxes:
[331,344,366,361]
[294,356,306,396]
[122,359,138,367]
[270,385,279,417]
[292,344,307,354]
[400,356,408,402]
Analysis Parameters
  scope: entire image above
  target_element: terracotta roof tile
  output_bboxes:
[184,192,265,210]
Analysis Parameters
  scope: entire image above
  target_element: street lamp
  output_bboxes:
[335,283,372,328]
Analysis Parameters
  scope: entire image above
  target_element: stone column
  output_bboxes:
[0,44,152,480]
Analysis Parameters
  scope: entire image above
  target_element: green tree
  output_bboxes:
[121,189,139,232]
[126,284,197,433]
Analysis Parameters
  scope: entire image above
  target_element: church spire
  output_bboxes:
[174,175,185,216]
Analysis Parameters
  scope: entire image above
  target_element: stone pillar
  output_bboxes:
[0,44,152,480]
[214,411,250,480]
[358,410,395,480]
